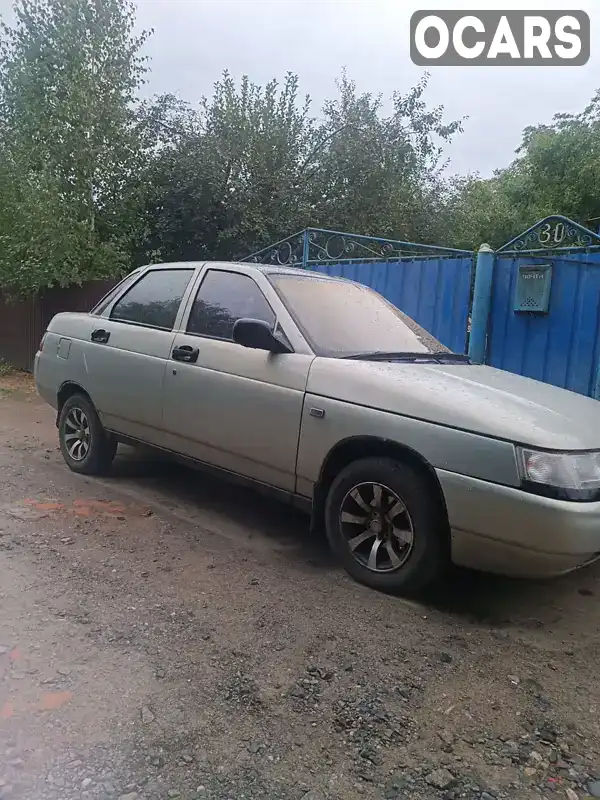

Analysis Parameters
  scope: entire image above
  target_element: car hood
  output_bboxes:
[306,358,600,450]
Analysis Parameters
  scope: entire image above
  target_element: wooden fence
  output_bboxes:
[0,280,117,372]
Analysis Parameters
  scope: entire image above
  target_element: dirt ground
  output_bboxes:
[1,374,600,800]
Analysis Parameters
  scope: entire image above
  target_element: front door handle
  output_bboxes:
[91,328,110,344]
[172,345,199,363]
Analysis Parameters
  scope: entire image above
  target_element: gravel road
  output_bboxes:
[1,374,600,800]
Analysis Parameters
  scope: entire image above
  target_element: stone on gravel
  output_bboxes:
[438,730,455,747]
[117,794,139,800]
[301,791,326,800]
[141,705,155,724]
[564,788,579,800]
[318,668,334,681]
[425,768,454,789]
[588,780,600,798]
[2,505,49,521]
[439,652,452,663]
[538,723,558,743]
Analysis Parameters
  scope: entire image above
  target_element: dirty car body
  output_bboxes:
[34,261,600,593]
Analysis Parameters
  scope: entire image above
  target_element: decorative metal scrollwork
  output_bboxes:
[499,216,600,253]
[245,233,304,266]
[241,228,471,267]
[242,216,600,267]
[305,230,463,263]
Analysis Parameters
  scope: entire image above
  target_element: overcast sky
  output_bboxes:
[134,0,599,177]
[1,0,598,177]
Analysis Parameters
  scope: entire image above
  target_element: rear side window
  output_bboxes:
[187,269,275,340]
[110,269,194,330]
[91,271,142,316]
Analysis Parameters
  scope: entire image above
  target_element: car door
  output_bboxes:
[84,266,197,445]
[161,267,315,492]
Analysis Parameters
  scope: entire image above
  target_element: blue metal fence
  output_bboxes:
[481,217,600,398]
[242,228,474,354]
[487,251,600,395]
[242,217,600,400]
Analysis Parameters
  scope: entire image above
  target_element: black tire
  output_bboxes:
[58,393,117,476]
[324,457,447,594]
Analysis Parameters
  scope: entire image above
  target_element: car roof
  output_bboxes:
[137,260,350,282]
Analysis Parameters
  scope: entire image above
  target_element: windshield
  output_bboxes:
[269,273,450,358]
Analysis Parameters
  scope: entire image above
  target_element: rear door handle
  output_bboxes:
[172,345,199,363]
[91,328,110,344]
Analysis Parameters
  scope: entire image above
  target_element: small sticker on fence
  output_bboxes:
[410,11,590,66]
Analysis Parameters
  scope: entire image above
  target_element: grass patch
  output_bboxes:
[0,359,15,377]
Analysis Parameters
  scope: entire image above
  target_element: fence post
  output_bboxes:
[468,243,495,363]
[302,230,310,267]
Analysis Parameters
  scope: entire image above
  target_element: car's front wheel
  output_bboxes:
[58,393,117,476]
[324,457,447,594]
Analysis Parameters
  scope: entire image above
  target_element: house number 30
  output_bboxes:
[538,221,566,246]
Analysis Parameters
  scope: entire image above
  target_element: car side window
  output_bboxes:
[187,270,276,340]
[110,269,194,330]
[91,271,142,316]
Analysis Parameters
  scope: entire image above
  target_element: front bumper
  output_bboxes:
[437,468,600,578]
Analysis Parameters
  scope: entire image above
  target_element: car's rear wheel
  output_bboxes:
[324,457,447,594]
[58,393,117,476]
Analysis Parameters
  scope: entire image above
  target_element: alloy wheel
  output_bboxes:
[339,481,414,573]
[63,406,91,462]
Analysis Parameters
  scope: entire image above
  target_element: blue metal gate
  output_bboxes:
[469,216,600,398]
[243,217,600,399]
[242,228,474,355]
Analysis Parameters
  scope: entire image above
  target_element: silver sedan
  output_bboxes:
[34,261,600,594]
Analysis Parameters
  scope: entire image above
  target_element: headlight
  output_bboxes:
[517,447,600,501]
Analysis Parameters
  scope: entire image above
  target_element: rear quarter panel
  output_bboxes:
[35,312,97,410]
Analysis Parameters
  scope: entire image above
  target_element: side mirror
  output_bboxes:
[232,318,292,354]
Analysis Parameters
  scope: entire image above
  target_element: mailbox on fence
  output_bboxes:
[514,263,553,313]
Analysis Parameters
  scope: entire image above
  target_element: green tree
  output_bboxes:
[139,70,464,264]
[0,0,150,294]
[138,71,319,264]
[444,91,600,249]
[438,173,527,251]
[510,98,600,226]
[306,71,464,244]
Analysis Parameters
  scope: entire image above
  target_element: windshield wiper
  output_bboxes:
[341,350,472,364]
[430,351,472,364]
[342,351,432,362]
